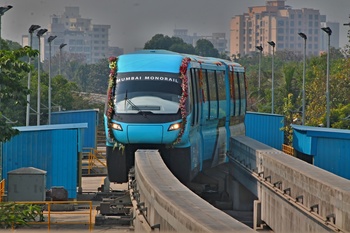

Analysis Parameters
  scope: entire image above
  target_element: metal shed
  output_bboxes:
[1,123,87,199]
[51,109,99,149]
[245,111,285,150]
[292,125,350,179]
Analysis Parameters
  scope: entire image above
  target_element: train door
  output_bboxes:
[200,68,228,169]
[189,68,202,173]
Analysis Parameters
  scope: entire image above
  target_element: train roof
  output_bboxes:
[119,49,245,72]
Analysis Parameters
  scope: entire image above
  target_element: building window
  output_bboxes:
[278,20,284,26]
[277,28,284,34]
[290,29,295,34]
[309,15,313,20]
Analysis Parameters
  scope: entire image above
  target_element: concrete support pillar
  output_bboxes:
[253,200,263,230]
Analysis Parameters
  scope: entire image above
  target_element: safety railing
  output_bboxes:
[82,148,106,175]
[10,201,93,231]
[282,144,295,156]
[0,179,5,202]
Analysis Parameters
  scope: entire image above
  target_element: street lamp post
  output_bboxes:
[298,32,307,125]
[59,43,67,75]
[0,5,13,50]
[268,41,275,114]
[255,45,263,100]
[321,27,332,128]
[36,28,48,126]
[48,35,57,125]
[26,25,41,126]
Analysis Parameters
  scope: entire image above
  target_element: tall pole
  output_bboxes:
[256,45,263,100]
[268,41,275,114]
[59,43,67,75]
[298,32,307,125]
[48,35,57,125]
[26,25,41,126]
[0,5,13,51]
[36,28,48,126]
[321,27,332,128]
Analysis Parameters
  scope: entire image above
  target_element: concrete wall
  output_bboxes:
[230,136,350,232]
[132,149,256,232]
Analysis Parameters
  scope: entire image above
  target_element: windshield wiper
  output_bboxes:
[124,91,147,117]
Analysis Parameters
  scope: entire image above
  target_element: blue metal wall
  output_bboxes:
[51,109,99,149]
[1,123,87,199]
[292,125,350,180]
[245,112,285,150]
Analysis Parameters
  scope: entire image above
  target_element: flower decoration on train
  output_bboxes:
[173,57,191,145]
[106,56,124,150]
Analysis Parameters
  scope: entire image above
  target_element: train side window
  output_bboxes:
[207,70,217,120]
[234,72,240,116]
[240,72,247,114]
[229,71,235,117]
[202,69,209,120]
[190,68,199,126]
[217,71,226,119]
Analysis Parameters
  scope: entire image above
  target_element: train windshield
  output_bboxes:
[114,72,182,114]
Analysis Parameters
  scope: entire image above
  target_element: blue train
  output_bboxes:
[104,50,247,183]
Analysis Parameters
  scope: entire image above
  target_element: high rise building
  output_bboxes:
[21,7,112,64]
[229,0,338,57]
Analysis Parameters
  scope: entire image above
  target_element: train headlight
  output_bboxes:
[111,123,123,131]
[168,122,181,131]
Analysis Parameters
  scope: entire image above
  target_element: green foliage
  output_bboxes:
[0,46,38,142]
[144,34,221,58]
[195,39,220,57]
[0,203,44,229]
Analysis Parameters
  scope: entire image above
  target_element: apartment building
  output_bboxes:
[21,7,112,64]
[230,0,334,57]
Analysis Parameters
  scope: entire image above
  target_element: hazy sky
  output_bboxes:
[2,0,350,53]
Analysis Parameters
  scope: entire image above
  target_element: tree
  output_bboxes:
[0,46,38,142]
[195,39,220,57]
[144,34,196,54]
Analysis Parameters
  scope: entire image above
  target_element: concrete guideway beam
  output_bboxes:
[230,136,350,233]
[132,149,257,232]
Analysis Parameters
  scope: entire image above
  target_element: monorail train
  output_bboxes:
[104,50,247,184]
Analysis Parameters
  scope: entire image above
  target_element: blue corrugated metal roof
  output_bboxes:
[292,124,350,140]
[292,124,350,179]
[15,123,88,132]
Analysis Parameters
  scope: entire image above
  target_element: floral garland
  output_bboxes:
[173,57,191,145]
[106,56,118,144]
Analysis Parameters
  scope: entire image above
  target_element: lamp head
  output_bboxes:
[256,46,263,52]
[29,25,41,34]
[48,35,57,43]
[267,41,275,47]
[321,27,332,35]
[0,5,12,15]
[37,29,48,37]
[59,43,67,49]
[298,32,307,40]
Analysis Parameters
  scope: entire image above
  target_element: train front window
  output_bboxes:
[114,72,182,114]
